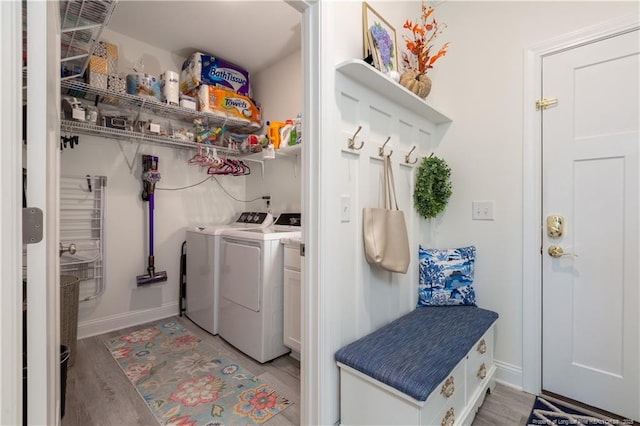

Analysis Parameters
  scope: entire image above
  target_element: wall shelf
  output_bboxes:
[60,79,266,156]
[246,143,302,160]
[61,119,242,155]
[335,59,452,125]
[61,80,263,134]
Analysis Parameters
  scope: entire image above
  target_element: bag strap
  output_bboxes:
[383,154,389,209]
[385,154,399,210]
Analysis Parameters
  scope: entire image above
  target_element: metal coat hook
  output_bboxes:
[378,136,392,157]
[347,125,364,150]
[405,146,418,164]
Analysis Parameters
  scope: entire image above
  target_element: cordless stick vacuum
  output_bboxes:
[137,155,168,286]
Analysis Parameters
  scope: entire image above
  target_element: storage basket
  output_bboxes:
[60,275,80,367]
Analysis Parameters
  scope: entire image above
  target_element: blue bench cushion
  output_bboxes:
[334,306,499,402]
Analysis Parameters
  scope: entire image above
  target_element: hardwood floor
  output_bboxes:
[62,315,300,426]
[62,315,535,425]
[473,382,536,426]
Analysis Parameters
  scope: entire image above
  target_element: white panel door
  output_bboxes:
[542,29,639,420]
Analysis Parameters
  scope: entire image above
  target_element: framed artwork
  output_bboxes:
[362,2,398,74]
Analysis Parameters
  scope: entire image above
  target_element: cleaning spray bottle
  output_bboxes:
[294,112,302,145]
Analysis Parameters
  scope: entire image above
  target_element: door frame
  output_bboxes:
[0,1,24,424]
[522,14,640,395]
[25,0,61,423]
[0,1,61,424]
[295,1,323,424]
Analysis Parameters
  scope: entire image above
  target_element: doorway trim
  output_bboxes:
[0,1,24,424]
[286,0,321,424]
[522,13,640,395]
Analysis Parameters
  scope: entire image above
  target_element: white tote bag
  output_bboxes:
[363,154,410,273]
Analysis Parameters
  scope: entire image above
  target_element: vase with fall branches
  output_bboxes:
[399,2,450,99]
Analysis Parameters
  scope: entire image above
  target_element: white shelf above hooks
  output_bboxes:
[336,59,452,125]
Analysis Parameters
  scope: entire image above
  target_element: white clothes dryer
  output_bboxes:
[218,213,302,363]
[185,212,273,335]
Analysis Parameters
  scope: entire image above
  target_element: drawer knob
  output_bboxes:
[440,376,455,398]
[441,407,455,426]
[477,338,487,354]
[477,362,487,380]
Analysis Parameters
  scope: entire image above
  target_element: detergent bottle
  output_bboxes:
[280,119,294,148]
[266,120,285,149]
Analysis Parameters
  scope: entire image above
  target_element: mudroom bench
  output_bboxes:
[335,306,499,426]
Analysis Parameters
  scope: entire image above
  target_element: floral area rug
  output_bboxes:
[104,321,291,425]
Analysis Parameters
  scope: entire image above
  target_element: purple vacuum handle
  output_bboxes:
[148,192,155,257]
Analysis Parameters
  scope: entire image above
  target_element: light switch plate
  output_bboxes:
[341,195,351,222]
[472,201,494,220]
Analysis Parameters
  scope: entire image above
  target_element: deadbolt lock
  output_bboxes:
[546,215,564,238]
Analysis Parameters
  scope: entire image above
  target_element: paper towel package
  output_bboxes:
[197,85,260,123]
[180,52,250,97]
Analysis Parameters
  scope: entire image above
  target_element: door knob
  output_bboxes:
[548,245,577,258]
[59,242,77,257]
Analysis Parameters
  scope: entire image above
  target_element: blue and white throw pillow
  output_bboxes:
[417,245,477,307]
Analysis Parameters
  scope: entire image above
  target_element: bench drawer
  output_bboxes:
[421,369,466,426]
[420,357,467,420]
[466,326,494,397]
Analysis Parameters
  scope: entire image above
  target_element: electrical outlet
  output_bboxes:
[341,195,351,222]
[472,201,495,220]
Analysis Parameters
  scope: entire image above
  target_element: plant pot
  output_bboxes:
[399,70,432,99]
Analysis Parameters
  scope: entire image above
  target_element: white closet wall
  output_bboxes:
[247,49,303,215]
[61,29,301,338]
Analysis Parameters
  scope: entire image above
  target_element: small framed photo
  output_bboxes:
[362,2,398,74]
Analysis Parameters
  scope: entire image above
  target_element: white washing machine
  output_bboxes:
[218,213,302,363]
[185,212,273,335]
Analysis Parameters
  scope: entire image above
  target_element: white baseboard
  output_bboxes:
[494,359,524,390]
[77,302,179,339]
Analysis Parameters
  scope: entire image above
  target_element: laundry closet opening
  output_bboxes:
[58,1,304,424]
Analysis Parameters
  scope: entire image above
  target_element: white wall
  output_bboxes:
[65,29,302,337]
[318,1,638,424]
[248,49,303,215]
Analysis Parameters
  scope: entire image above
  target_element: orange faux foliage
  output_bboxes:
[401,2,449,74]
[428,43,450,67]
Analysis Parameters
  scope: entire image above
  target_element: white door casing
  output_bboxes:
[541,29,639,420]
[26,0,61,423]
[0,1,24,424]
[522,15,640,398]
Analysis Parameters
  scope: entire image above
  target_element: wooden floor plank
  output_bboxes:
[473,383,536,426]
